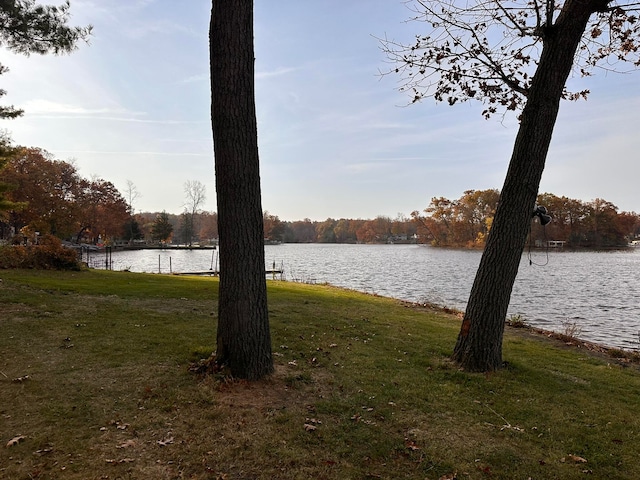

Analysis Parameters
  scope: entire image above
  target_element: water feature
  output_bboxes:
[88,244,640,351]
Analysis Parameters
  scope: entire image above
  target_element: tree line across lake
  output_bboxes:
[1,146,639,249]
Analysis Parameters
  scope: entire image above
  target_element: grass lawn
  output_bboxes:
[1,269,639,479]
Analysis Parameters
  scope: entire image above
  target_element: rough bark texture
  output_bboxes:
[452,0,609,371]
[210,0,273,380]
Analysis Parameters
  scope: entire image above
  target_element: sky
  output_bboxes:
[2,0,639,221]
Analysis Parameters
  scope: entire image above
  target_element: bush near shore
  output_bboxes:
[0,235,81,270]
[1,269,639,479]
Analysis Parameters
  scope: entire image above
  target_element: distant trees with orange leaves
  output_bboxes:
[0,147,131,245]
[412,190,640,249]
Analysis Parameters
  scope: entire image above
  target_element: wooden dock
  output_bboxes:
[171,270,283,277]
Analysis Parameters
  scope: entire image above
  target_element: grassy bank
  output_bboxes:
[1,269,639,479]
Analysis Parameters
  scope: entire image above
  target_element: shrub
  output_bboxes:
[506,314,529,328]
[0,235,81,270]
[0,244,28,268]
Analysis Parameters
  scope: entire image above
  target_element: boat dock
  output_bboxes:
[171,269,283,277]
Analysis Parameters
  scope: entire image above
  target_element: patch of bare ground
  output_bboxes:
[196,364,320,410]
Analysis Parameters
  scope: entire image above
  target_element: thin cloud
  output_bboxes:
[23,108,206,125]
[52,149,210,157]
[20,99,136,116]
[256,66,299,80]
[179,73,208,84]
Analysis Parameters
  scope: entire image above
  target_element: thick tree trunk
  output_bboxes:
[452,1,605,371]
[210,0,274,380]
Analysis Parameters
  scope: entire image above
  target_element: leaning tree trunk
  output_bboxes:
[452,0,606,371]
[210,0,274,380]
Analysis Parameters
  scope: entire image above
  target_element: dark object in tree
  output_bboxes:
[382,0,640,371]
[209,0,273,380]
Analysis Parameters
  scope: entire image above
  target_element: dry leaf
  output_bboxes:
[304,424,317,432]
[404,439,420,451]
[117,439,136,449]
[12,375,30,383]
[34,446,53,456]
[6,435,25,447]
[157,436,174,446]
[568,454,587,463]
[438,473,457,480]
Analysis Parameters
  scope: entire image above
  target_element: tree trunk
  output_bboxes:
[452,1,605,371]
[210,0,273,380]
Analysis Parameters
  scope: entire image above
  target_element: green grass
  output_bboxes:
[1,269,639,479]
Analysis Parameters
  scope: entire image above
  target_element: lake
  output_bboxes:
[87,243,640,351]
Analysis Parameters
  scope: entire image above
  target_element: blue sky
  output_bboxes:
[2,0,639,220]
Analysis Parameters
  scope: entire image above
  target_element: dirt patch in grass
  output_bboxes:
[202,364,319,410]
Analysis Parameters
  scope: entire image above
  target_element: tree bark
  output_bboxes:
[210,0,273,380]
[452,0,608,371]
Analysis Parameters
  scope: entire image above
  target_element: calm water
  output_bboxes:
[89,244,640,351]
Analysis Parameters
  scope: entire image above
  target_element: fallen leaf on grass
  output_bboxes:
[12,375,30,383]
[568,454,588,463]
[157,436,174,446]
[6,435,25,447]
[34,446,53,455]
[304,424,317,432]
[117,440,137,449]
[438,473,457,480]
[404,439,420,451]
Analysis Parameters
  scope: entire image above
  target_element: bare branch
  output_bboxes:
[380,0,640,117]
